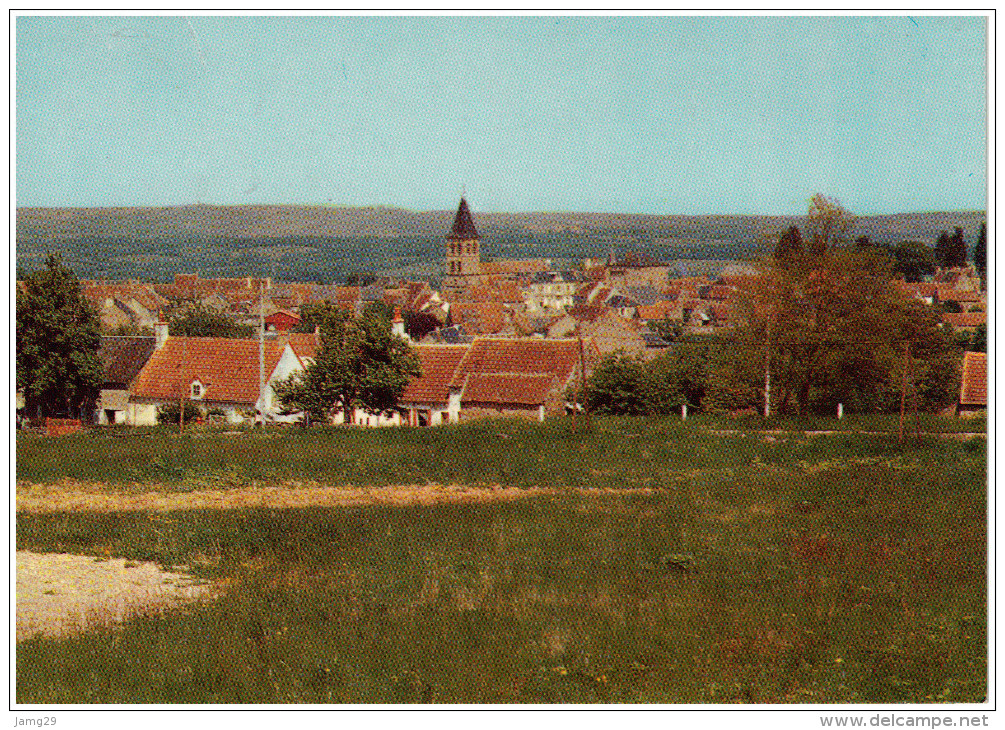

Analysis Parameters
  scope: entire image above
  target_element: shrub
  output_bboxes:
[157,402,202,424]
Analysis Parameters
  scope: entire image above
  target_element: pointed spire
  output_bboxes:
[447,197,479,240]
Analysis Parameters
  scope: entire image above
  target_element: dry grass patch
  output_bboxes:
[16,481,556,514]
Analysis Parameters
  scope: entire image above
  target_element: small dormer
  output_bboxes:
[190,379,205,400]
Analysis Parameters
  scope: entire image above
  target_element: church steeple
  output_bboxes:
[443,196,481,299]
[448,196,479,240]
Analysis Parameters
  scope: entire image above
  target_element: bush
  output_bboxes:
[157,402,202,425]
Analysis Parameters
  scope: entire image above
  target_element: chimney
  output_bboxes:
[154,315,169,350]
[392,306,407,340]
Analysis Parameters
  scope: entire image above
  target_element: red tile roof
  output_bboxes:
[960,352,987,406]
[461,373,557,406]
[711,304,731,323]
[943,312,986,329]
[451,302,508,334]
[708,285,734,301]
[132,337,286,405]
[451,338,582,389]
[400,345,469,403]
[286,332,321,362]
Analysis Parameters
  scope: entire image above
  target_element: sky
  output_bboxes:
[15,14,988,216]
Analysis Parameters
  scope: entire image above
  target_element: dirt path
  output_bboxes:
[16,481,558,513]
[15,551,216,643]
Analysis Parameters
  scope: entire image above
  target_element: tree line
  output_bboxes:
[582,196,979,418]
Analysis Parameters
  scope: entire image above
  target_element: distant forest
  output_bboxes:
[15,205,986,284]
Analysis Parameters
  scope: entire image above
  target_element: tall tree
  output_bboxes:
[774,225,804,264]
[727,248,959,415]
[16,254,103,419]
[949,226,968,268]
[891,240,937,282]
[934,231,949,269]
[973,222,987,283]
[274,307,421,423]
[805,194,854,256]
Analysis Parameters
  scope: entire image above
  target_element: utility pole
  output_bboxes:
[577,328,591,432]
[763,315,772,419]
[179,336,188,434]
[898,341,910,443]
[258,280,266,424]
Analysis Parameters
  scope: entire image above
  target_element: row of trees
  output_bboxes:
[775,197,985,286]
[588,197,967,418]
[585,250,961,417]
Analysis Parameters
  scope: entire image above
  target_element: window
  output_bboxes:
[190,382,202,399]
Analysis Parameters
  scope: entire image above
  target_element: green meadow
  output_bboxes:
[16,418,987,704]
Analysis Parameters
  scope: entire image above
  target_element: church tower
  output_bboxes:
[443,196,481,299]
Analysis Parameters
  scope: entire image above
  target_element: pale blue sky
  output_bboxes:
[15,14,987,215]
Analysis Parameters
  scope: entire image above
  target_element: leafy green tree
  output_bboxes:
[582,352,683,416]
[805,194,854,256]
[16,254,103,419]
[647,316,683,343]
[729,248,959,415]
[971,323,987,353]
[362,300,393,324]
[973,222,986,283]
[934,231,951,268]
[169,306,253,338]
[581,337,723,416]
[582,353,653,415]
[774,225,804,264]
[891,240,937,282]
[293,301,351,334]
[274,308,421,423]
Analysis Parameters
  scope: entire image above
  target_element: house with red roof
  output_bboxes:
[958,351,987,418]
[397,345,471,427]
[451,337,597,422]
[129,336,305,425]
[95,336,158,424]
[330,337,598,427]
[265,309,301,333]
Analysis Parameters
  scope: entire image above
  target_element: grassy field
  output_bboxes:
[15,414,985,489]
[15,418,987,704]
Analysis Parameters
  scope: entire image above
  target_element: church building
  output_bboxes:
[441,197,551,301]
